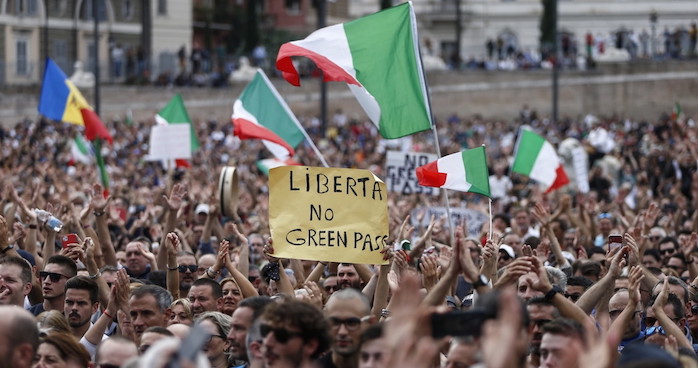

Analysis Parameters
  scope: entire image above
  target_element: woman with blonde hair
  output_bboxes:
[33,332,91,368]
[168,298,194,326]
[196,311,232,368]
[36,310,71,336]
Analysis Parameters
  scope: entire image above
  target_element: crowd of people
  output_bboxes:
[0,104,697,368]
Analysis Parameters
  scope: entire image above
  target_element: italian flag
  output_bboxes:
[276,2,432,139]
[415,147,491,197]
[70,135,92,165]
[156,94,200,167]
[233,69,307,160]
[256,158,301,176]
[512,129,569,193]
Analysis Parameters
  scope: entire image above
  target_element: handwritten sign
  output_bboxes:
[146,124,191,161]
[269,166,389,265]
[410,206,488,238]
[385,151,439,196]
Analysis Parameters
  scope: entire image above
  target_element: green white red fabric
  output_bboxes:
[416,147,491,197]
[512,129,569,193]
[233,69,307,160]
[276,2,432,139]
[70,135,92,165]
[256,158,301,176]
[155,94,199,167]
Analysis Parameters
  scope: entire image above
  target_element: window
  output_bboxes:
[285,0,300,14]
[16,38,28,75]
[82,0,107,21]
[53,40,67,63]
[122,0,133,19]
[26,0,37,15]
[157,0,167,15]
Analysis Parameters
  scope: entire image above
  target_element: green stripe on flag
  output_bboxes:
[462,147,491,197]
[344,4,431,139]
[158,94,200,150]
[93,139,109,189]
[512,130,545,176]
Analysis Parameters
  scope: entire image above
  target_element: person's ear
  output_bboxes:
[216,297,224,311]
[12,344,34,368]
[91,302,100,314]
[164,307,172,324]
[303,338,319,360]
[23,282,32,297]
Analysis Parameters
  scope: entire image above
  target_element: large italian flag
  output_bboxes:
[416,147,491,197]
[276,2,432,139]
[512,129,569,193]
[233,69,308,161]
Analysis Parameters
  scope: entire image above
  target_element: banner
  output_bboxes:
[146,124,191,161]
[410,206,488,238]
[385,151,439,196]
[269,166,389,265]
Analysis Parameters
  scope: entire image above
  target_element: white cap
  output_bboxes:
[195,204,210,215]
[499,244,516,259]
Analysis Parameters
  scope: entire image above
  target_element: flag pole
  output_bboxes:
[489,198,493,241]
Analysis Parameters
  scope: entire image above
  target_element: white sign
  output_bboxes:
[385,151,439,196]
[410,206,488,238]
[146,124,192,161]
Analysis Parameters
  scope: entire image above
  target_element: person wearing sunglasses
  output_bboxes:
[260,300,330,368]
[28,255,77,317]
[644,292,689,349]
[658,237,679,265]
[319,288,371,368]
[176,252,201,296]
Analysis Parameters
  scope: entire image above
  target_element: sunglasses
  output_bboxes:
[99,365,121,368]
[529,319,552,328]
[660,249,676,255]
[324,285,338,292]
[178,265,199,273]
[565,293,582,302]
[328,316,363,331]
[259,323,304,343]
[645,326,666,336]
[692,305,698,315]
[598,213,612,219]
[650,236,662,241]
[39,271,68,283]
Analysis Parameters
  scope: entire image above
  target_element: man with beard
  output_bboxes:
[28,255,77,316]
[318,288,371,368]
[64,276,106,357]
[0,256,32,307]
[176,252,200,295]
[337,264,362,290]
[260,300,331,368]
[188,278,222,318]
[526,297,560,368]
[227,296,272,365]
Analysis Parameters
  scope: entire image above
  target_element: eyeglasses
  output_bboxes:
[660,248,676,255]
[178,265,198,273]
[645,326,666,336]
[598,213,612,219]
[39,271,68,283]
[207,334,227,343]
[565,293,582,302]
[328,316,364,331]
[649,236,662,241]
[529,319,552,328]
[259,324,304,343]
[324,285,338,292]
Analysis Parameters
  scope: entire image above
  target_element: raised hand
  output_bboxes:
[163,183,188,211]
[90,183,111,213]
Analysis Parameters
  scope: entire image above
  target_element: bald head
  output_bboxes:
[96,337,138,367]
[326,288,370,315]
[0,306,39,368]
[167,323,191,340]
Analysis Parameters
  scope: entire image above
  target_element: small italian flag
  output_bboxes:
[256,158,301,176]
[233,69,307,161]
[276,2,432,139]
[672,102,684,123]
[415,147,491,197]
[156,94,200,167]
[512,129,569,193]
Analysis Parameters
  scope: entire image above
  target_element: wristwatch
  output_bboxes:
[472,274,489,288]
[0,244,14,254]
[544,285,563,301]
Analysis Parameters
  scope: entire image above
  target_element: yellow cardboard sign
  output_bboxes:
[269,166,389,265]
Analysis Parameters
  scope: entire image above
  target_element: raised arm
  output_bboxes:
[159,184,187,269]
[164,232,181,299]
[91,184,116,267]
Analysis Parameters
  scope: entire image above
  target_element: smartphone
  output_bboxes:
[61,234,80,249]
[431,310,490,338]
[608,234,623,251]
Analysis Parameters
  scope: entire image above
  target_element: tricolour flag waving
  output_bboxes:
[415,147,491,197]
[276,2,432,139]
[512,129,569,193]
[233,69,306,160]
[38,58,113,144]
[156,94,199,168]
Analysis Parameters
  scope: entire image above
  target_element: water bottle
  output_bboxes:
[34,209,63,232]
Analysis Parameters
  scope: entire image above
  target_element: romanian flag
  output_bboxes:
[38,58,113,144]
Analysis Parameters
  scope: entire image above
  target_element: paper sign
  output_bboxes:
[411,206,488,238]
[385,151,439,196]
[269,166,389,265]
[146,124,191,161]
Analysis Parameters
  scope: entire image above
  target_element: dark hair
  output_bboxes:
[40,332,91,367]
[46,255,78,277]
[493,214,511,227]
[261,300,331,359]
[652,276,689,304]
[644,249,661,263]
[526,297,561,319]
[143,326,174,336]
[0,256,32,284]
[659,237,679,250]
[567,276,594,290]
[148,270,167,289]
[131,285,173,312]
[65,276,99,304]
[238,296,273,321]
[541,318,586,345]
[360,323,383,346]
[669,253,687,264]
[192,278,223,299]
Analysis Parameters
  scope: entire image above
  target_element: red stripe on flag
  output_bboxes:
[232,118,295,157]
[175,159,191,168]
[276,43,361,87]
[416,161,447,188]
[545,164,570,193]
[80,108,113,144]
